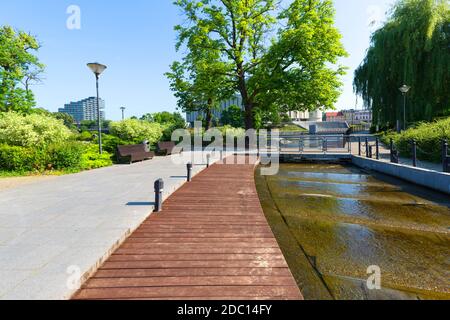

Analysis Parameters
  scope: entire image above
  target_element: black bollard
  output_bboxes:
[376,138,380,160]
[443,140,447,163]
[187,162,193,182]
[365,138,369,158]
[154,179,164,212]
[412,140,417,167]
[358,137,362,156]
[443,140,448,173]
[323,139,328,153]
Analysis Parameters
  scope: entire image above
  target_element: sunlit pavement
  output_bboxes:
[0,152,213,300]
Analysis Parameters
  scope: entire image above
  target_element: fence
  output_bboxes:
[274,134,353,154]
[443,140,450,173]
[388,139,450,173]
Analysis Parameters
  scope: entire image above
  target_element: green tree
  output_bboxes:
[354,0,450,128]
[53,112,76,129]
[173,0,346,130]
[166,41,235,130]
[140,113,154,122]
[220,105,244,128]
[0,26,44,113]
[80,120,111,131]
[150,111,187,140]
[151,111,186,128]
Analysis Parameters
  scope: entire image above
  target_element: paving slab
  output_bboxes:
[0,152,213,300]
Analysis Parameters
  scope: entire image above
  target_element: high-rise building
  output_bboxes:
[59,97,106,123]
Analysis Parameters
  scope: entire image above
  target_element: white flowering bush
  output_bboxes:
[0,112,72,147]
[109,119,163,144]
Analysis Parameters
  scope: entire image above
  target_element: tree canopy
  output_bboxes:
[354,0,450,128]
[166,35,235,130]
[169,0,347,129]
[0,26,44,113]
[220,105,245,127]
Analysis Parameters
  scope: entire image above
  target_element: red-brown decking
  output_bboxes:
[73,157,303,300]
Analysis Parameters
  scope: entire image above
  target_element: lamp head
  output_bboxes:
[399,85,411,94]
[87,62,107,77]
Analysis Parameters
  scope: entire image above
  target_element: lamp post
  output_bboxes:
[87,62,107,154]
[399,84,411,131]
[120,107,126,120]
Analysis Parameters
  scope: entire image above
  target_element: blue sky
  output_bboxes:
[0,0,396,120]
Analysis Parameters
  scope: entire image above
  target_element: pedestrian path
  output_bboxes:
[0,152,211,299]
[73,156,303,300]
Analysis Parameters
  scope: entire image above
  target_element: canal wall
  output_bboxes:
[351,155,450,195]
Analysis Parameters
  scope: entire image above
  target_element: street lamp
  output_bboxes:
[120,107,126,120]
[87,62,107,154]
[399,84,411,131]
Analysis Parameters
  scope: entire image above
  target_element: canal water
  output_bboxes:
[255,163,450,300]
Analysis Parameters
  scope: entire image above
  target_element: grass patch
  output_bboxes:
[279,124,308,132]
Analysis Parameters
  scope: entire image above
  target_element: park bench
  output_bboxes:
[117,144,155,164]
[157,141,181,156]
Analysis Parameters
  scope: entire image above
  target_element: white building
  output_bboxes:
[342,109,373,125]
[287,110,323,122]
[59,97,106,123]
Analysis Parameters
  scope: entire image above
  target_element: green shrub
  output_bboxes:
[109,119,163,145]
[381,117,450,162]
[0,144,34,171]
[0,112,72,147]
[100,134,133,154]
[80,145,113,170]
[78,131,95,142]
[47,142,85,170]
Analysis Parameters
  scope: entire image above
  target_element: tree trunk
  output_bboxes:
[237,67,254,130]
[205,99,213,130]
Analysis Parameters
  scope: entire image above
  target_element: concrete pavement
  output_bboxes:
[0,152,213,300]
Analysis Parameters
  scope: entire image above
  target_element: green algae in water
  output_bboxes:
[257,163,450,300]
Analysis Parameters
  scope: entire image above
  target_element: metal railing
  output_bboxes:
[443,140,449,173]
[389,139,450,173]
[274,134,353,154]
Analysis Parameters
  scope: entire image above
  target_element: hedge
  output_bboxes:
[380,117,450,163]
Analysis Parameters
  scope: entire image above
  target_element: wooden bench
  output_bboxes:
[157,141,181,156]
[117,144,155,164]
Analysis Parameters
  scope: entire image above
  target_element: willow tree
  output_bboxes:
[354,0,450,128]
[171,0,347,129]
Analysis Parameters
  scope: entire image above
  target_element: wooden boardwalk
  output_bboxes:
[73,157,303,300]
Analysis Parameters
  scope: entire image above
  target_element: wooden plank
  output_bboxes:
[73,157,303,300]
[114,247,282,255]
[100,260,290,269]
[75,285,302,300]
[108,253,286,262]
[93,268,293,278]
[84,276,297,288]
